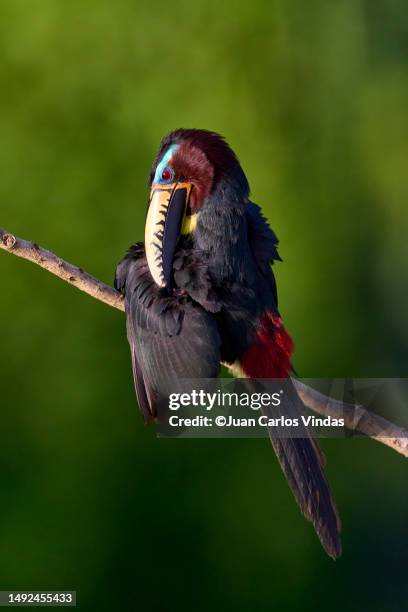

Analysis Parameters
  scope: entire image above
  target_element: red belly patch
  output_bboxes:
[240,311,294,378]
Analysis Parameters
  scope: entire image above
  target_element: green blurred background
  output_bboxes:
[1,1,407,610]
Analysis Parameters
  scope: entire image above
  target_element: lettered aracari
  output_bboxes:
[115,129,341,559]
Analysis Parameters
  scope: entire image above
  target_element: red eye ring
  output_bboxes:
[161,166,175,182]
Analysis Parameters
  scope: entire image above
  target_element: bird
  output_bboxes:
[115,128,342,559]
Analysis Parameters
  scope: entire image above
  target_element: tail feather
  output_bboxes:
[262,380,342,559]
[268,428,342,559]
[233,312,341,558]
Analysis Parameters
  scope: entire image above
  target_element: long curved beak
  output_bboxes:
[145,182,192,289]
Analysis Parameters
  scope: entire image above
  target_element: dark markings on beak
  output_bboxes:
[161,187,188,290]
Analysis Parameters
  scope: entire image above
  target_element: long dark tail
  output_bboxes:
[262,380,342,559]
[234,313,341,557]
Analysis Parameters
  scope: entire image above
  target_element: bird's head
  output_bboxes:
[145,129,249,289]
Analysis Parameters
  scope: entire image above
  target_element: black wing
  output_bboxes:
[115,243,221,422]
[246,201,281,308]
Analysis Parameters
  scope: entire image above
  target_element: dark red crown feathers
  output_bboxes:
[149,129,249,197]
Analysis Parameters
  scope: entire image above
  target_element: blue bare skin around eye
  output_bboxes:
[153,144,179,184]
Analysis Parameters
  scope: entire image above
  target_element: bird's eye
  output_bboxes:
[160,166,175,183]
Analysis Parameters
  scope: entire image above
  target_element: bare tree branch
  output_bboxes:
[294,380,408,458]
[0,228,124,311]
[1,227,407,458]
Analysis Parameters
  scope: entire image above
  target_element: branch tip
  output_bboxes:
[2,233,16,249]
